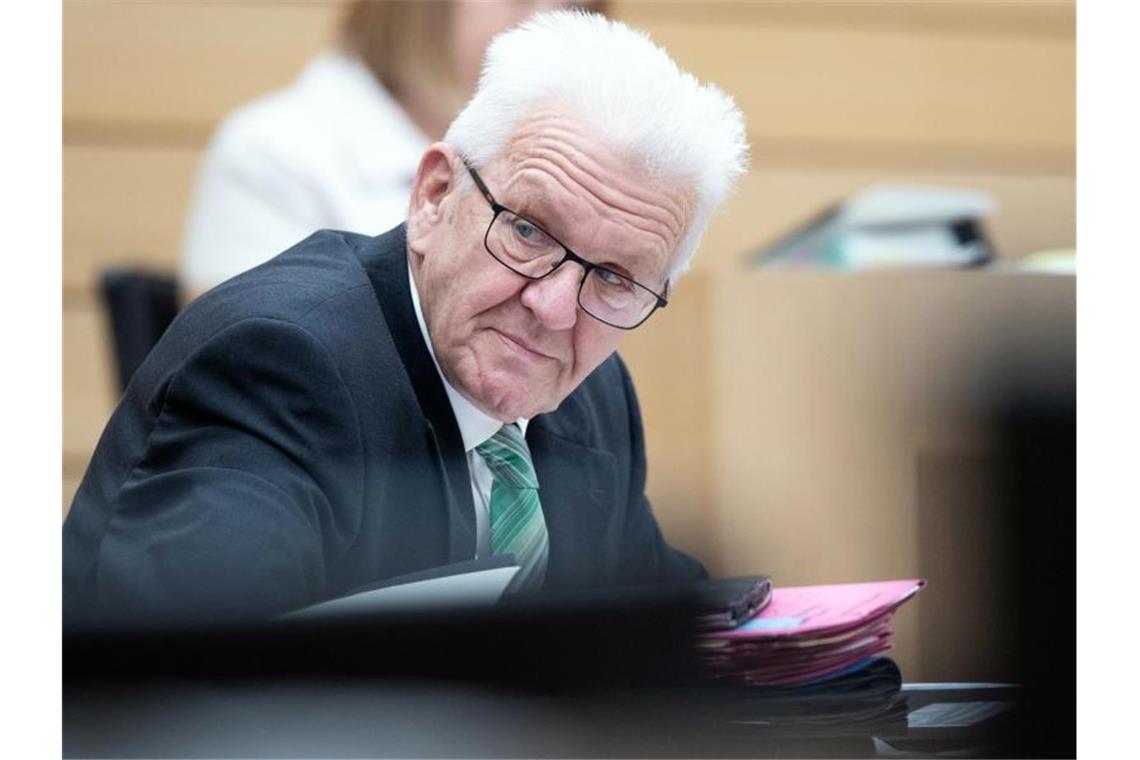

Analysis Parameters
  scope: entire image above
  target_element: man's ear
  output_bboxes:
[407,143,460,255]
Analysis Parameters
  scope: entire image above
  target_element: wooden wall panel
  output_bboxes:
[64,1,339,141]
[64,476,83,517]
[707,269,1074,679]
[615,2,1075,40]
[65,2,1074,173]
[709,269,1076,575]
[618,273,715,564]
[642,23,1073,170]
[63,304,117,484]
[711,271,921,584]
[64,144,201,297]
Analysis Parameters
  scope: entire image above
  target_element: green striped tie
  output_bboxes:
[476,424,548,592]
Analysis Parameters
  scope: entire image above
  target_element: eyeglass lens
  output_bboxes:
[487,209,658,328]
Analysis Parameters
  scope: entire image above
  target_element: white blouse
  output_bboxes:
[180,51,432,292]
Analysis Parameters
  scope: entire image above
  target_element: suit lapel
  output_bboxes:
[357,226,477,562]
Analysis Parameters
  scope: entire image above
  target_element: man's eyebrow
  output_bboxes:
[511,189,560,235]
[510,185,666,285]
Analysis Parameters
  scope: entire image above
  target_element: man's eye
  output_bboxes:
[514,220,541,241]
[597,268,634,289]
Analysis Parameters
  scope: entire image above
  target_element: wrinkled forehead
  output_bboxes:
[496,107,693,209]
[483,107,694,282]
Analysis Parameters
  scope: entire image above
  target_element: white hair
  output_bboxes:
[443,10,749,280]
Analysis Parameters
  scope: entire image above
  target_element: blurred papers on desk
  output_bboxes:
[282,556,518,621]
[1017,247,1076,275]
[701,579,925,687]
[752,185,995,269]
[727,657,909,739]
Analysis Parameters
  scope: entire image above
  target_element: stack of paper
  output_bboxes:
[700,579,924,687]
[751,184,995,269]
[282,557,519,621]
[725,657,909,738]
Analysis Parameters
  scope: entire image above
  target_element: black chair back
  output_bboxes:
[99,269,179,393]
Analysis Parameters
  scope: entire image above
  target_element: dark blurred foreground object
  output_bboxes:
[989,372,1075,758]
[62,679,1022,758]
[99,268,180,392]
[65,583,706,689]
[914,301,1075,759]
[65,583,1031,758]
[724,657,908,738]
[716,659,1019,755]
[695,574,772,630]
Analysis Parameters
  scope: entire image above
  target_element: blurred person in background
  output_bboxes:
[180,0,599,299]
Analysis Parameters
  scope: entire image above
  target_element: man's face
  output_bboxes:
[407,110,693,422]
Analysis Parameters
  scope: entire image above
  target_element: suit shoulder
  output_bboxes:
[151,230,396,383]
[577,353,635,401]
[187,230,375,324]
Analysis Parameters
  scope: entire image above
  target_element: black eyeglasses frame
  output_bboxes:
[463,161,669,331]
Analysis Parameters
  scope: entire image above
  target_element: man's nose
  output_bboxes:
[519,261,582,331]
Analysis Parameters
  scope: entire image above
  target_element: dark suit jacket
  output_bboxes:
[63,225,704,625]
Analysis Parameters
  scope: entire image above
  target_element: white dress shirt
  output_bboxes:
[180,51,431,292]
[408,262,532,558]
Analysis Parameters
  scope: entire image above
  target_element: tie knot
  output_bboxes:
[476,424,538,489]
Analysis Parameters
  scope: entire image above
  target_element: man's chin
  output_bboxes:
[471,376,557,422]
[477,392,542,423]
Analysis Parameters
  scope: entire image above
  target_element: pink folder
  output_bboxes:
[707,579,925,641]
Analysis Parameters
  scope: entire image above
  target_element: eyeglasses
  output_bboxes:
[463,161,668,330]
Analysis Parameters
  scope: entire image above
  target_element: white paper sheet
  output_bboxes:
[282,565,519,621]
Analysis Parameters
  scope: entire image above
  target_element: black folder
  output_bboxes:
[695,575,773,630]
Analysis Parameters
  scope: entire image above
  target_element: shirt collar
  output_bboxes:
[407,259,529,452]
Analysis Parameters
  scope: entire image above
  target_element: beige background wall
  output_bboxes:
[63,1,1075,680]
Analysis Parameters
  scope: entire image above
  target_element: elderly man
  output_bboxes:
[63,11,748,624]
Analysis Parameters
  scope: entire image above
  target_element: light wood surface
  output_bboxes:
[641,22,1072,170]
[63,302,117,470]
[619,273,715,564]
[64,2,339,142]
[705,269,1074,679]
[64,144,199,300]
[64,1,1075,171]
[617,1,1075,39]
